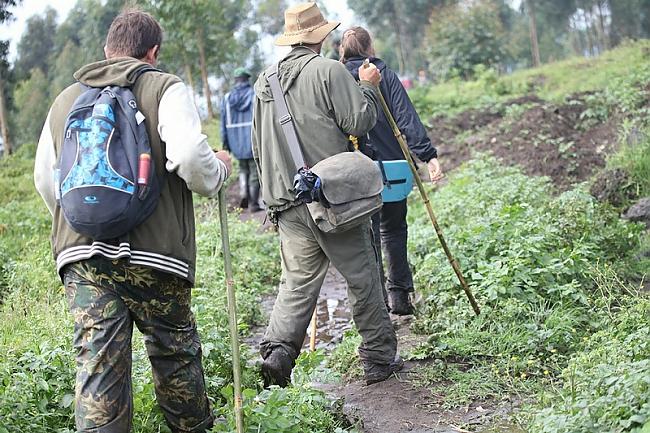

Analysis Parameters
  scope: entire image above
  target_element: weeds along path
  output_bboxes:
[229,184,528,433]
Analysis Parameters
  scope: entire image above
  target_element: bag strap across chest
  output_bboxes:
[266,63,307,170]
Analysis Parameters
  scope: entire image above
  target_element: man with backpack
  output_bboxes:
[220,67,261,212]
[252,2,401,388]
[34,9,230,433]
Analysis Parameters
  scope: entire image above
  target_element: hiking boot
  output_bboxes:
[261,347,294,388]
[388,290,414,316]
[363,355,404,385]
[239,197,249,209]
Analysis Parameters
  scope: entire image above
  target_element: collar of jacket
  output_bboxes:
[254,46,320,101]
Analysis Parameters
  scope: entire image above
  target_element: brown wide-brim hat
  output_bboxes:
[275,2,340,46]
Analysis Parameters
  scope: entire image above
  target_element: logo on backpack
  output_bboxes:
[55,66,161,240]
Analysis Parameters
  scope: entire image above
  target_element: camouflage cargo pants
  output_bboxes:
[63,257,213,433]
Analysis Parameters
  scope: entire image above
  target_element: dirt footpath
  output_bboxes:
[230,183,524,432]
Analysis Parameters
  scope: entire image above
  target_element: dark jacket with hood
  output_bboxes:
[220,81,254,160]
[343,56,436,163]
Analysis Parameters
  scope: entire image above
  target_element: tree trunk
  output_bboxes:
[0,79,11,156]
[597,1,609,50]
[184,62,196,107]
[583,8,595,56]
[184,64,195,93]
[391,2,407,76]
[585,4,601,55]
[525,0,541,67]
[195,27,214,119]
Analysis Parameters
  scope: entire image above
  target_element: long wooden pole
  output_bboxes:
[218,189,244,433]
[309,308,317,351]
[373,82,481,316]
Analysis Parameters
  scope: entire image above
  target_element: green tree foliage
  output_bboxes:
[1,0,22,156]
[0,0,20,22]
[347,0,444,75]
[610,0,650,44]
[13,7,57,79]
[149,0,251,119]
[7,0,126,149]
[49,41,84,97]
[425,1,510,79]
[12,68,49,146]
[254,0,287,36]
[53,0,124,67]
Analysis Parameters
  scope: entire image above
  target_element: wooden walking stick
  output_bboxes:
[368,62,481,316]
[309,308,317,351]
[218,189,245,433]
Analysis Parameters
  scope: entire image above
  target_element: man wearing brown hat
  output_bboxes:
[252,2,401,387]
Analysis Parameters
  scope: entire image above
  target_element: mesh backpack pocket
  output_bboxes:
[56,80,161,240]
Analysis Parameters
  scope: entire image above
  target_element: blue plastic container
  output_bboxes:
[376,160,413,203]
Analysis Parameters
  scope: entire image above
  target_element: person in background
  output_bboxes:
[34,9,231,433]
[340,26,444,315]
[252,2,401,388]
[417,69,429,86]
[221,67,261,212]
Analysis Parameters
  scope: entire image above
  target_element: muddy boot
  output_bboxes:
[388,289,414,316]
[249,184,262,213]
[363,355,404,385]
[238,172,249,209]
[261,346,294,388]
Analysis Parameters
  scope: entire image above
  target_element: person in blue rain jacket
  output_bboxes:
[221,67,261,211]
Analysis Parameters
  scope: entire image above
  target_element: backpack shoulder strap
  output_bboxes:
[266,63,306,170]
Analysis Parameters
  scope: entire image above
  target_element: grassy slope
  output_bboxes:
[412,40,650,119]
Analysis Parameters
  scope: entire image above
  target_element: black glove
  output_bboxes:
[293,168,329,207]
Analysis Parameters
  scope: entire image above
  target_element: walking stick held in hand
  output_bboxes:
[364,59,481,316]
[218,189,245,432]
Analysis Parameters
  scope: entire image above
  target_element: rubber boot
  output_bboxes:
[249,184,262,212]
[238,172,248,209]
[261,346,294,388]
[388,289,414,316]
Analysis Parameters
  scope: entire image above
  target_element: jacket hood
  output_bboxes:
[74,57,152,87]
[227,82,254,112]
[342,56,387,81]
[254,46,320,102]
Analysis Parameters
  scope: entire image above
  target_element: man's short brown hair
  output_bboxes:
[105,8,162,59]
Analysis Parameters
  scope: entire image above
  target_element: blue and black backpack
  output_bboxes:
[55,66,162,240]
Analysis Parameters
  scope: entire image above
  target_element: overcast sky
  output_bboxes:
[2,0,355,63]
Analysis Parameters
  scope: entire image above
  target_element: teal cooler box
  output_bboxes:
[376,160,414,203]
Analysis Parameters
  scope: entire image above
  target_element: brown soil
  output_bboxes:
[432,92,620,191]
[318,320,524,433]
